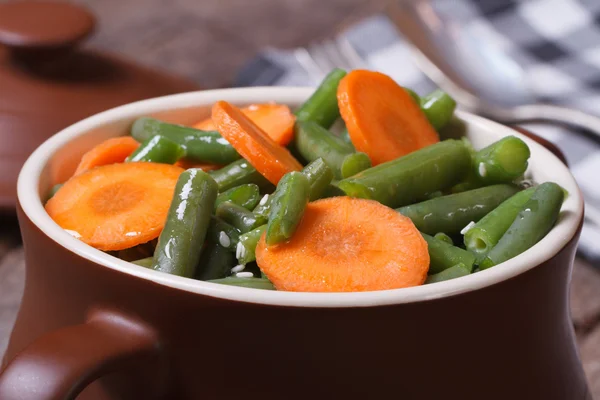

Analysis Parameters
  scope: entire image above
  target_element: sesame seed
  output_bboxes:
[259,194,269,206]
[231,264,245,273]
[460,221,476,235]
[236,242,246,260]
[236,272,254,278]
[478,162,487,178]
[219,231,231,247]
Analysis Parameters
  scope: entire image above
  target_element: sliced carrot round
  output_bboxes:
[212,101,302,185]
[74,136,140,176]
[337,70,439,165]
[46,162,184,251]
[194,103,295,146]
[256,197,429,292]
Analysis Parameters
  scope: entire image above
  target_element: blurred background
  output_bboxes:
[2,0,600,396]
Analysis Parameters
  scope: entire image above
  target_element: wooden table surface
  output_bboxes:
[2,0,600,397]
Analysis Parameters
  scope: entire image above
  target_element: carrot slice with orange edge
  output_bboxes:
[256,197,429,292]
[73,136,140,176]
[194,103,295,146]
[174,159,222,171]
[337,70,439,165]
[212,101,302,185]
[46,162,184,251]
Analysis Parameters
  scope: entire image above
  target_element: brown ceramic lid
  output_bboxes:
[0,1,95,49]
[0,1,199,211]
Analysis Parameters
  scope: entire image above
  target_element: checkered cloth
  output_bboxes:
[235,0,600,261]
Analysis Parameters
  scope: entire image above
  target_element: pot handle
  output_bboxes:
[510,125,568,167]
[0,308,163,400]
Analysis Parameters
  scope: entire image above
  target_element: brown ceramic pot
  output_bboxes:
[0,88,589,399]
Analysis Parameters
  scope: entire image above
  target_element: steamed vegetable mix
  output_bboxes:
[464,187,536,256]
[212,101,303,184]
[194,103,296,146]
[236,225,267,265]
[216,202,264,233]
[266,171,311,246]
[473,136,530,185]
[338,139,471,208]
[257,197,429,292]
[195,241,237,281]
[214,184,261,211]
[425,264,471,284]
[209,159,272,192]
[338,70,439,165]
[301,158,334,201]
[295,68,346,128]
[294,121,371,179]
[46,162,183,250]
[479,183,564,270]
[208,216,241,252]
[74,136,140,176]
[46,68,567,293]
[131,117,240,165]
[422,233,475,274]
[397,184,518,235]
[127,135,185,164]
[420,89,457,131]
[153,169,218,277]
[434,232,453,245]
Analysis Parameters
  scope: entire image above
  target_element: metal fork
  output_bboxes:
[293,36,365,84]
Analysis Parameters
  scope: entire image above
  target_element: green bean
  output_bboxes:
[253,194,273,220]
[153,169,218,277]
[195,241,236,281]
[338,140,470,208]
[215,184,261,211]
[236,225,266,265]
[266,172,310,245]
[127,135,185,164]
[47,183,63,201]
[340,152,372,179]
[464,187,536,256]
[422,233,475,274]
[207,277,275,290]
[404,87,421,104]
[294,121,371,179]
[131,257,153,268]
[209,159,273,192]
[301,158,334,201]
[216,202,265,233]
[479,182,564,270]
[131,117,240,164]
[434,232,453,245]
[397,184,518,235]
[420,89,457,131]
[208,216,240,252]
[474,136,530,185]
[295,68,346,128]
[425,264,471,284]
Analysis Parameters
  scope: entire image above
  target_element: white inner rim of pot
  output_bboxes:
[18,88,584,308]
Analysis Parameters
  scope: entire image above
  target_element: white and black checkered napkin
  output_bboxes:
[235,0,600,261]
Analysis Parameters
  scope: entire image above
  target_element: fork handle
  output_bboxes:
[510,104,600,139]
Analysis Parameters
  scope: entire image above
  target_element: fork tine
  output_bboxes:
[309,43,337,75]
[335,36,367,70]
[322,39,351,70]
[293,47,326,84]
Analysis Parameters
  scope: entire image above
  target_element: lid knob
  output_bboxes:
[0,1,95,52]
